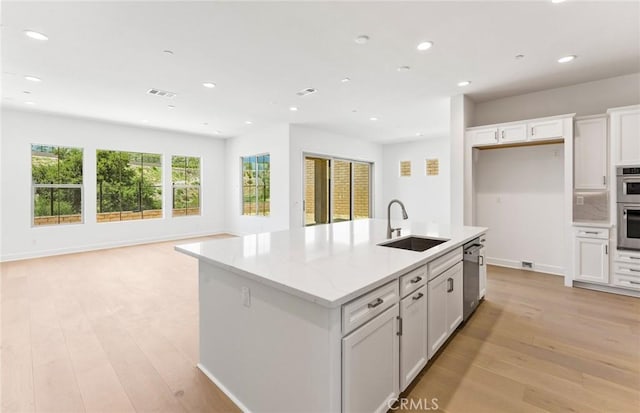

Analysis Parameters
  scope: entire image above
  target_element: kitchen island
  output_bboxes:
[177,219,487,413]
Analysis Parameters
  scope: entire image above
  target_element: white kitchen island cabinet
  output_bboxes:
[177,219,486,413]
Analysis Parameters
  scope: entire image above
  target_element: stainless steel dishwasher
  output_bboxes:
[463,238,482,321]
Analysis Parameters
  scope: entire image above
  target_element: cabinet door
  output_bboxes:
[399,286,428,391]
[427,274,448,359]
[499,124,527,143]
[612,108,640,165]
[446,264,464,334]
[472,128,499,146]
[574,237,609,284]
[479,246,487,299]
[342,305,399,413]
[574,117,608,190]
[528,119,564,141]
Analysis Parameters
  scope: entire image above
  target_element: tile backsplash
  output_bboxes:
[574,191,609,222]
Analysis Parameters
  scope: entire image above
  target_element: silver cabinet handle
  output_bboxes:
[584,231,600,235]
[605,245,608,255]
[368,298,384,308]
[494,131,498,141]
[501,130,505,140]
[603,176,606,185]
[629,280,640,285]
[410,276,423,284]
[479,256,484,266]
[628,268,640,273]
[412,292,424,301]
[531,127,535,136]
[397,316,403,336]
[629,256,640,260]
[447,278,454,293]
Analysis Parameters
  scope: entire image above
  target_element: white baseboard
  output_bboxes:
[197,363,250,413]
[487,257,565,276]
[573,281,640,298]
[0,230,228,262]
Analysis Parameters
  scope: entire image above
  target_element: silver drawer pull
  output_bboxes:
[412,292,424,301]
[628,268,640,273]
[583,231,600,235]
[367,298,384,308]
[629,280,640,285]
[410,276,423,284]
[628,256,640,260]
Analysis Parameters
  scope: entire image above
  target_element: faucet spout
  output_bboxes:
[387,199,409,239]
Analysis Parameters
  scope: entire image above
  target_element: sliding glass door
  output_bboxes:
[304,155,372,226]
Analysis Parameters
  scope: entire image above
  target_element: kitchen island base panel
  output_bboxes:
[198,261,341,413]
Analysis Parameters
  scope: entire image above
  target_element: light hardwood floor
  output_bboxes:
[2,239,639,413]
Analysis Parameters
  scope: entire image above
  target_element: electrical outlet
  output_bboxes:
[241,286,251,307]
[576,196,584,206]
[522,261,534,270]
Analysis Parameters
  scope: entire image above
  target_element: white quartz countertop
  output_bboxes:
[176,219,487,308]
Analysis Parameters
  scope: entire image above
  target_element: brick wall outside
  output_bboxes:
[305,159,316,223]
[353,163,370,219]
[332,161,351,221]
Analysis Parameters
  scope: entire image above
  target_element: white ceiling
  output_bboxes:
[2,1,639,143]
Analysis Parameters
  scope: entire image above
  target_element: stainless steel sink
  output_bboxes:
[379,236,448,252]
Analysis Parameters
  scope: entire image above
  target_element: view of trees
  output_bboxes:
[32,145,83,224]
[172,156,201,216]
[242,154,270,216]
[96,150,162,219]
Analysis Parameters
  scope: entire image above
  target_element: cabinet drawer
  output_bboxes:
[613,262,640,290]
[399,265,427,298]
[428,247,463,280]
[574,227,609,240]
[615,249,640,264]
[342,281,399,335]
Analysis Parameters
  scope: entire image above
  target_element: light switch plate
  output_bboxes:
[241,286,251,307]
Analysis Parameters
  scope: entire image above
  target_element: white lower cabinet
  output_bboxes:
[342,304,399,413]
[574,234,609,284]
[428,262,463,359]
[399,285,428,391]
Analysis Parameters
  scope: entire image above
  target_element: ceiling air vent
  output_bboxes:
[296,87,317,97]
[147,88,176,99]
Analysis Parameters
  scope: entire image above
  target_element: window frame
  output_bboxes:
[95,150,163,223]
[171,155,202,217]
[240,153,270,217]
[31,144,84,227]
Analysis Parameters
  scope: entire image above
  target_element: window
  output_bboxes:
[400,160,411,177]
[172,156,201,216]
[31,144,83,226]
[426,158,439,176]
[96,150,162,222]
[304,155,372,226]
[242,154,270,216]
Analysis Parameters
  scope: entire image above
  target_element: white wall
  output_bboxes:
[473,73,640,126]
[382,137,450,225]
[0,108,226,261]
[476,143,565,275]
[450,95,474,227]
[288,125,384,229]
[224,124,290,235]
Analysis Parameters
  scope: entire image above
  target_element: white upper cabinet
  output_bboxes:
[466,114,572,148]
[609,105,640,166]
[471,127,499,146]
[528,118,564,141]
[499,124,527,143]
[574,116,608,190]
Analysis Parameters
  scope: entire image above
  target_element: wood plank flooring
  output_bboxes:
[2,239,639,412]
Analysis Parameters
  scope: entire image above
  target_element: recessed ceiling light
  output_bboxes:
[551,0,566,3]
[341,77,351,83]
[24,30,48,41]
[24,101,35,105]
[416,132,424,136]
[558,55,576,63]
[352,109,358,113]
[417,41,433,51]
[245,120,253,125]
[141,119,149,123]
[202,122,209,126]
[397,66,411,72]
[369,117,378,121]
[354,35,369,44]
[163,50,174,55]
[215,130,222,134]
[168,105,175,109]
[23,91,31,94]
[515,54,525,60]
[457,80,471,87]
[289,106,298,112]
[24,75,41,82]
[202,82,216,88]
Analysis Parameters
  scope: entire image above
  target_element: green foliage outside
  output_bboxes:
[96,150,162,214]
[32,145,83,218]
[242,154,270,216]
[172,156,200,212]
